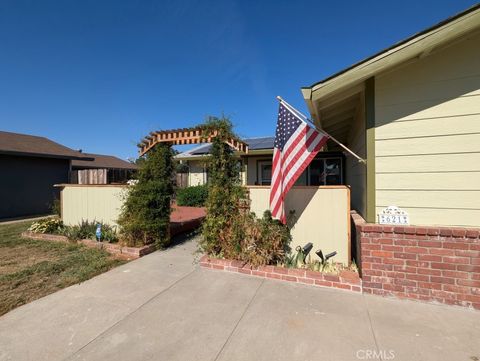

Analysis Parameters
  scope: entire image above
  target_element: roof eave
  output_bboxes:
[0,150,93,161]
[302,5,480,103]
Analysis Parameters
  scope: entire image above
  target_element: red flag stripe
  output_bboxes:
[282,130,326,187]
[281,136,328,195]
[270,131,328,218]
[270,127,322,214]
[269,124,310,210]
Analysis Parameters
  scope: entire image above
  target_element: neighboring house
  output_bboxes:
[175,136,345,187]
[301,4,480,227]
[0,131,90,219]
[71,153,138,184]
[0,131,137,219]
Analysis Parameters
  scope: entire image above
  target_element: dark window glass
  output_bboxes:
[261,163,272,185]
[325,158,341,185]
[309,159,324,186]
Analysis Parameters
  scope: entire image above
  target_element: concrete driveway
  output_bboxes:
[1,236,479,361]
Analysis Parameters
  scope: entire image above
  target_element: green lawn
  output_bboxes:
[0,220,126,316]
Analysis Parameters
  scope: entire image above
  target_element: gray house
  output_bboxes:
[0,131,137,219]
[0,131,89,219]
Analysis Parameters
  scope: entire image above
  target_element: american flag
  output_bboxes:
[269,103,329,223]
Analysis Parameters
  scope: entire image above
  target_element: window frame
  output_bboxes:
[256,158,273,186]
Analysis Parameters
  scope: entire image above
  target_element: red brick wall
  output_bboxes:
[352,213,480,310]
[199,255,362,292]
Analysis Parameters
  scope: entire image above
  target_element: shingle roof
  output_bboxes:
[176,136,275,158]
[71,153,138,170]
[0,131,90,160]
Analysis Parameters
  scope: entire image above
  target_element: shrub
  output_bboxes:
[198,117,291,266]
[200,116,244,255]
[176,185,208,207]
[233,210,291,267]
[29,217,63,234]
[61,220,118,242]
[50,198,61,217]
[118,143,174,248]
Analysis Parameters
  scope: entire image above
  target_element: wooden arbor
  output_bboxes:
[138,127,249,156]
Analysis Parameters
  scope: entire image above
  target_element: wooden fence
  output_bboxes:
[71,169,107,184]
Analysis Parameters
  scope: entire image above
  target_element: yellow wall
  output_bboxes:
[248,186,351,264]
[346,102,367,217]
[374,31,480,227]
[60,185,126,227]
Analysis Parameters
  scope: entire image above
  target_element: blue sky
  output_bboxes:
[0,0,476,159]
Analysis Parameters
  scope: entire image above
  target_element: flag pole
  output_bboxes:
[276,96,367,164]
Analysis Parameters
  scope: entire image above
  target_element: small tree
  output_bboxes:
[200,116,244,256]
[118,143,174,248]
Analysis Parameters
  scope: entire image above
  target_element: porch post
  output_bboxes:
[365,77,376,223]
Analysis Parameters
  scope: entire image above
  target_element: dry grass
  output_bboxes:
[0,220,126,316]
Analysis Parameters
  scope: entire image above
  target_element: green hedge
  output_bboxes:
[176,185,208,207]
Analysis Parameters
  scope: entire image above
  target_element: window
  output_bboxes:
[307,156,343,186]
[257,160,272,185]
[252,154,343,187]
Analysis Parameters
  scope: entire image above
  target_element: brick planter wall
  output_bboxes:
[21,231,155,259]
[352,213,480,310]
[199,255,361,292]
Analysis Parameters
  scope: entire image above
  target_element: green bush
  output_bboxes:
[50,198,61,217]
[118,143,174,248]
[28,217,64,234]
[231,210,291,267]
[61,220,118,243]
[176,185,208,207]
[197,117,291,266]
[200,116,244,256]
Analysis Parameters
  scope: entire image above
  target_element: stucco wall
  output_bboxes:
[60,185,126,227]
[248,186,351,264]
[0,155,70,219]
[374,31,480,227]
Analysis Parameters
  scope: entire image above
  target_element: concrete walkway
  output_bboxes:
[1,237,479,361]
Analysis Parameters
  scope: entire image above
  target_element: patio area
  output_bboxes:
[1,235,479,361]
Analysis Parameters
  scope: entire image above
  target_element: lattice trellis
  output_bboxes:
[138,127,249,156]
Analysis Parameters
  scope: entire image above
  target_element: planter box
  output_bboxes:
[21,231,156,260]
[199,255,362,292]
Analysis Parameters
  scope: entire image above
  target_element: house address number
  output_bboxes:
[378,206,409,225]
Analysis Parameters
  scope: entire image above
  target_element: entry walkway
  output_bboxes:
[0,237,479,361]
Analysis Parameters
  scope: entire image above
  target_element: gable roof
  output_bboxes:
[176,136,275,158]
[301,4,480,102]
[71,153,138,170]
[0,131,90,160]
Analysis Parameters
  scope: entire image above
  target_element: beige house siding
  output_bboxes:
[248,186,351,265]
[374,31,480,227]
[346,101,367,218]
